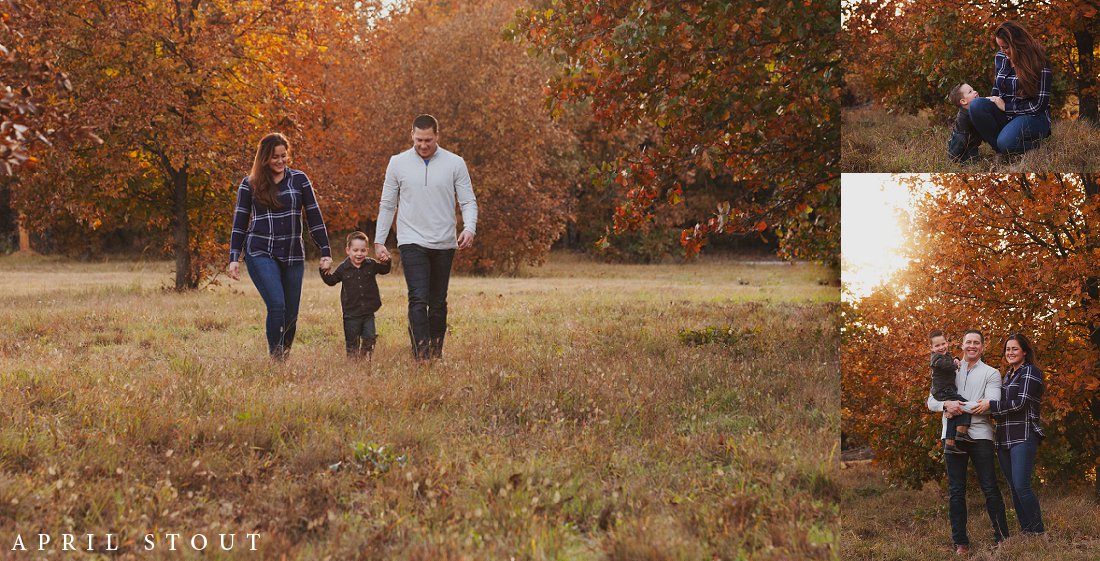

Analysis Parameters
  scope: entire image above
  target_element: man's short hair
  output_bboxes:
[412,114,439,134]
[962,329,984,343]
[346,231,369,246]
[948,83,967,107]
[928,329,945,341]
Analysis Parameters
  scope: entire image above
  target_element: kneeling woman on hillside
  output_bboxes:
[227,133,332,360]
[967,21,1052,156]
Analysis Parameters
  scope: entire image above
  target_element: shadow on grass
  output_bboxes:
[841,104,1100,173]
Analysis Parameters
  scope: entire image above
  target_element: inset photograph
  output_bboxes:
[840,174,1099,559]
[841,3,1100,173]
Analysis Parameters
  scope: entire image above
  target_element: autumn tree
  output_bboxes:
[336,0,574,274]
[11,0,370,288]
[843,0,1100,122]
[842,175,1100,497]
[513,0,840,264]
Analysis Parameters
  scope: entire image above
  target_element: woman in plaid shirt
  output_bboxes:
[976,333,1046,536]
[966,21,1052,156]
[227,133,333,360]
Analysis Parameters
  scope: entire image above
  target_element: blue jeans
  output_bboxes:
[968,97,1050,154]
[998,436,1045,534]
[945,438,1009,546]
[244,254,304,355]
[399,244,455,359]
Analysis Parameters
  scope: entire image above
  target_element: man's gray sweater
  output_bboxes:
[375,146,478,250]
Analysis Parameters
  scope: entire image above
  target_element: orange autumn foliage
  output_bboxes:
[843,174,1100,488]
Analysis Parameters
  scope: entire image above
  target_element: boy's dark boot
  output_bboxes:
[944,443,967,455]
[361,336,377,361]
[954,431,975,443]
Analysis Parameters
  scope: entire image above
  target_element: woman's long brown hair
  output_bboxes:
[995,21,1048,99]
[249,133,290,210]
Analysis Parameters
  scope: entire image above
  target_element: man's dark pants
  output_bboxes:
[399,244,455,360]
[945,438,1009,546]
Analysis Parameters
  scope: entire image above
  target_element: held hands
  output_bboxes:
[971,400,991,415]
[374,243,391,263]
[227,261,241,281]
[457,230,475,250]
[988,96,1005,111]
[320,257,333,273]
[944,400,965,417]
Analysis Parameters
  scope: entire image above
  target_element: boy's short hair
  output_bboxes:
[948,83,968,107]
[928,329,946,342]
[412,114,439,134]
[346,231,369,246]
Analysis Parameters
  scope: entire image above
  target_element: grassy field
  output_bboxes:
[841,105,1100,172]
[0,253,839,560]
[840,461,1100,560]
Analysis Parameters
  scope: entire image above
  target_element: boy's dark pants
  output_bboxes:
[935,390,972,439]
[343,314,377,358]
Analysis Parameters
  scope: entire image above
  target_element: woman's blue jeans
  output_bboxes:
[998,436,1045,534]
[968,97,1050,154]
[244,254,304,355]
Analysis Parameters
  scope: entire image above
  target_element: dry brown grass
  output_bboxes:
[840,461,1100,561]
[841,105,1100,173]
[0,253,839,560]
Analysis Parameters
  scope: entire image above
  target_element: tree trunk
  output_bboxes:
[1076,30,1098,123]
[170,167,194,289]
[17,215,32,253]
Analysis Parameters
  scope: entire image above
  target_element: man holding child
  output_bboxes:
[925,329,1009,555]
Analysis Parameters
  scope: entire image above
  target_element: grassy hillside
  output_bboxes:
[841,105,1100,172]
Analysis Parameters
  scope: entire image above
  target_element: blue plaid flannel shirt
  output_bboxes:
[229,168,331,264]
[990,363,1045,449]
[991,51,1052,124]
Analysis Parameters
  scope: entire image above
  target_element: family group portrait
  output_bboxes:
[1,0,841,559]
[840,175,1100,560]
[841,0,1100,172]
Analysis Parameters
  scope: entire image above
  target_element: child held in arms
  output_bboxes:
[929,329,976,455]
[321,232,391,360]
[946,83,983,163]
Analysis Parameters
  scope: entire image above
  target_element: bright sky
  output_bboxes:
[841,175,918,302]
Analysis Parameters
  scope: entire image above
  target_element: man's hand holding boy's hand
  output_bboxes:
[944,400,965,417]
[374,243,391,262]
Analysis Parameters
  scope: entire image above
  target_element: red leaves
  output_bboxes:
[515,0,840,261]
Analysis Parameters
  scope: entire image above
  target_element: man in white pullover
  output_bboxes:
[926,329,1009,554]
[375,115,478,361]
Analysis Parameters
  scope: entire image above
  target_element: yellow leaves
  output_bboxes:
[104,68,120,78]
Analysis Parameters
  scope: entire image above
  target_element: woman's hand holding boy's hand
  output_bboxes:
[988,96,1005,111]
[228,261,241,281]
[320,257,333,273]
